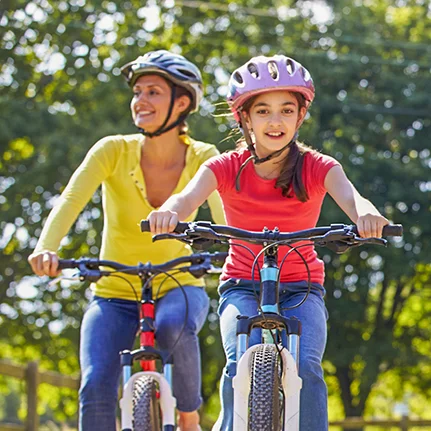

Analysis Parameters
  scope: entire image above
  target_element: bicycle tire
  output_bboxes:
[132,375,162,431]
[248,344,284,431]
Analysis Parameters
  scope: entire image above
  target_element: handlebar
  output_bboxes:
[140,220,403,253]
[57,252,228,282]
[140,220,402,239]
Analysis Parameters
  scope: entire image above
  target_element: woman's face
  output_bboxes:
[244,90,306,156]
[130,75,189,133]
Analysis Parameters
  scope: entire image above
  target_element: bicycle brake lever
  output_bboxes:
[357,237,387,246]
[316,234,387,254]
[48,274,80,287]
[152,233,189,242]
[152,231,220,250]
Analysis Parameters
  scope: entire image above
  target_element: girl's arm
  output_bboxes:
[324,165,389,238]
[207,190,226,225]
[148,165,218,234]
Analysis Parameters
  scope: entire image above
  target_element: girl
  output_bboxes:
[28,50,225,431]
[147,55,389,430]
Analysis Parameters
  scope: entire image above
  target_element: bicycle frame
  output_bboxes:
[233,245,302,430]
[120,272,176,431]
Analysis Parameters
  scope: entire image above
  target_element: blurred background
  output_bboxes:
[1,0,430,429]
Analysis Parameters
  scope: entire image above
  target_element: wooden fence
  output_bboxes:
[0,359,79,431]
[1,358,431,431]
[330,416,431,430]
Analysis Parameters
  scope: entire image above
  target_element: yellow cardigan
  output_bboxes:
[34,133,225,300]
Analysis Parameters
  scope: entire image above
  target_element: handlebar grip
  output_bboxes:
[57,259,78,270]
[352,224,403,237]
[382,224,403,237]
[140,219,190,233]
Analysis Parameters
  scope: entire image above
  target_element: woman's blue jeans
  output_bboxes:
[212,279,328,431]
[78,285,209,431]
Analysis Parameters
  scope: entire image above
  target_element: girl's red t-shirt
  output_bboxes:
[204,148,340,285]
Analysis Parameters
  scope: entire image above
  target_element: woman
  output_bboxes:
[28,50,225,431]
[147,54,390,430]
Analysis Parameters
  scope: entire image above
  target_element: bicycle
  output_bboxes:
[140,220,403,431]
[54,252,227,431]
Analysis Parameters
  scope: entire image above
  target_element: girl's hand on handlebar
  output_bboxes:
[147,210,179,235]
[28,251,60,277]
[356,214,389,238]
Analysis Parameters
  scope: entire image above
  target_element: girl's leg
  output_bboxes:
[280,283,328,431]
[79,296,139,431]
[155,285,209,429]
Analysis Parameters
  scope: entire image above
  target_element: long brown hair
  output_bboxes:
[239,92,314,202]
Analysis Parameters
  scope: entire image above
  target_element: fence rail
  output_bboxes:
[1,359,431,431]
[0,359,79,431]
[330,416,431,430]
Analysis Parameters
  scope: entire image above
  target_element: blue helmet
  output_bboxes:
[120,50,203,113]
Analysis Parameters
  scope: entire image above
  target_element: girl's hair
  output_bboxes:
[237,91,315,202]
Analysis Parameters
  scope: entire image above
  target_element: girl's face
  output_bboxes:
[131,75,189,133]
[244,90,306,156]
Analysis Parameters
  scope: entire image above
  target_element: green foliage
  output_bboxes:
[1,0,430,427]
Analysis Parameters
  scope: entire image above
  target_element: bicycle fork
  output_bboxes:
[233,247,302,430]
[120,277,176,431]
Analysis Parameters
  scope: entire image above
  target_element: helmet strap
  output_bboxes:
[235,111,298,191]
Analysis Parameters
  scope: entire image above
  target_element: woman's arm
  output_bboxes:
[28,137,119,276]
[324,165,389,238]
[148,165,218,234]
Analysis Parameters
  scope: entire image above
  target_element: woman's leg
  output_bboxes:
[79,296,139,431]
[280,283,328,431]
[155,285,209,429]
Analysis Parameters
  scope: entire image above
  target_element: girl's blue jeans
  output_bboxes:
[78,285,209,431]
[212,279,328,431]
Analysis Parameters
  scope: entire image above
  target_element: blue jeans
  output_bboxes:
[212,279,328,431]
[79,285,209,431]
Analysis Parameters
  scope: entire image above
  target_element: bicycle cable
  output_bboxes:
[88,265,190,362]
[248,239,313,384]
[139,269,191,364]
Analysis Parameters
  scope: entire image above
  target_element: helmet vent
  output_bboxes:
[233,71,244,84]
[178,68,197,79]
[268,61,279,80]
[301,67,311,82]
[286,59,295,75]
[247,62,260,79]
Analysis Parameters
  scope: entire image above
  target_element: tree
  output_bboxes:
[1,0,430,427]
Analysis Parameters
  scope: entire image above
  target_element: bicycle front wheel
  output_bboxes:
[133,375,162,431]
[248,344,284,431]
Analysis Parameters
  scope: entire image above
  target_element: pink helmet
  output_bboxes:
[227,55,315,122]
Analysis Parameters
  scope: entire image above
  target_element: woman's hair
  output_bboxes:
[237,91,315,202]
[173,84,192,135]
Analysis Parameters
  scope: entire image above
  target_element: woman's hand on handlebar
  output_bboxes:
[147,210,179,235]
[356,213,389,238]
[28,251,60,277]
